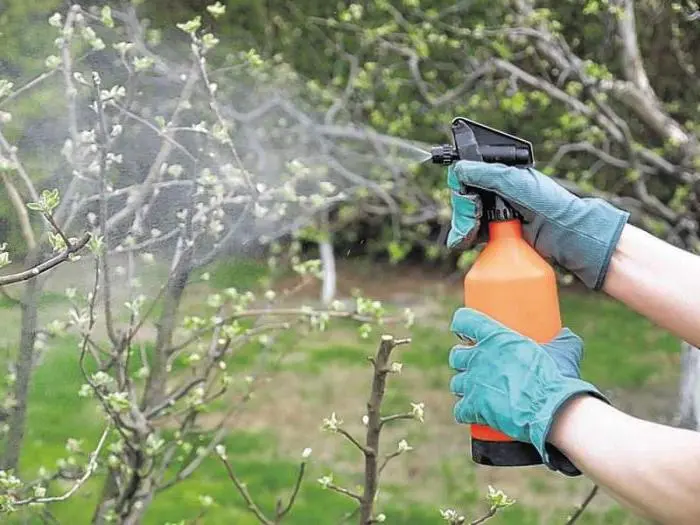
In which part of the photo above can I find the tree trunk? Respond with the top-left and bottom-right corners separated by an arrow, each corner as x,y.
2,251 -> 43,471
319,238 -> 336,306
118,479 -> 155,525
96,245 -> 192,522
141,255 -> 191,409
676,342 -> 700,430
91,459 -> 156,524
92,467 -> 120,524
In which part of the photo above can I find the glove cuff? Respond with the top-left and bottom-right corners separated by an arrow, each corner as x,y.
569,198 -> 630,290
591,199 -> 629,290
529,379 -> 609,473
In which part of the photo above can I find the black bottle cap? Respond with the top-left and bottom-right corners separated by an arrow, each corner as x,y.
484,195 -> 521,222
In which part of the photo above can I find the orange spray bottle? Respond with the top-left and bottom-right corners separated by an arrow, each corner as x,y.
432,117 -> 562,467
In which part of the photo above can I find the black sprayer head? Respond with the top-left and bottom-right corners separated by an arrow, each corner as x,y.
432,117 -> 535,222
431,117 -> 535,167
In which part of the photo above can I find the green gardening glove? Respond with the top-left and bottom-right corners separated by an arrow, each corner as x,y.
447,160 -> 630,290
449,307 -> 609,475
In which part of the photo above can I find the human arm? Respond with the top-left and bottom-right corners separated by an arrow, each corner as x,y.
603,223 -> 700,348
448,307 -> 700,524
550,394 -> 700,525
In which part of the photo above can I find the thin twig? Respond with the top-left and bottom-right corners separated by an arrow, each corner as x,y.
336,428 -> 370,454
13,424 -> 111,505
1,171 -> 36,251
109,100 -> 198,162
41,211 -> 72,254
167,308 -> 396,355
92,72 -> 119,347
377,451 -> 401,476
0,286 -> 19,305
327,483 -> 362,503
219,456 -> 273,525
0,233 -> 90,286
379,412 -> 414,428
144,378 -> 205,419
470,507 -> 497,525
565,485 -> 599,525
275,461 -> 307,521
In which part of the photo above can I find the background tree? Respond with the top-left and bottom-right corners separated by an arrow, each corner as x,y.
0,0 -> 697,523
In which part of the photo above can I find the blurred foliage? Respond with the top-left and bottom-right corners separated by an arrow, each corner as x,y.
1,0 -> 699,263
137,0 -> 699,263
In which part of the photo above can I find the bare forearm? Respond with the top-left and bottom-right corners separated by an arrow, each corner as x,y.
603,224 -> 700,347
550,395 -> 700,524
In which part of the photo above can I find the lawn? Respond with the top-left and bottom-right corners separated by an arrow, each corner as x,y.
0,255 -> 682,524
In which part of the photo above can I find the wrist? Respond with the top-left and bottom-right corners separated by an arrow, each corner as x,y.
531,379 -> 606,459
548,393 -> 607,450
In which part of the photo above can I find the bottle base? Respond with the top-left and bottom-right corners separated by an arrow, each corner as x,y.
471,438 -> 543,467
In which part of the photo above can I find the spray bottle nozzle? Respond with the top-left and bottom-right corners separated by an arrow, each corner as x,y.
431,117 -> 535,167
430,145 -> 459,165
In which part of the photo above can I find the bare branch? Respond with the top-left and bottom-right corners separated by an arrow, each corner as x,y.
360,334 -> 411,524
0,233 -> 90,286
470,508 -> 497,525
0,171 -> 36,250
336,428 -> 370,455
379,412 -> 414,428
92,72 -> 119,346
144,378 -> 205,419
612,0 -> 655,97
13,424 -> 111,506
565,485 -> 599,525
377,450 -> 402,476
105,61 -> 200,232
275,461 -> 307,521
218,456 -> 273,525
109,100 -> 198,162
0,130 -> 40,204
326,483 -> 362,503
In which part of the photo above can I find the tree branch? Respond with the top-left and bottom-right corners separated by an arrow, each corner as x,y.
0,232 -> 90,286
360,334 -> 411,524
612,0 -> 655,97
275,460 -> 306,521
13,424 -> 111,506
0,172 -> 36,251
565,485 -> 599,525
219,455 -> 273,525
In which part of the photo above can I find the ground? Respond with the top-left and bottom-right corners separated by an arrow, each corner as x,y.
0,253 -> 684,524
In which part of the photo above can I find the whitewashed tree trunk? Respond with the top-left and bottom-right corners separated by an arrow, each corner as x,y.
320,238 -> 336,306
675,342 -> 700,430
318,211 -> 336,306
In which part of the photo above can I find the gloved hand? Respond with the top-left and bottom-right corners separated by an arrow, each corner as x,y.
449,307 -> 608,475
447,160 -> 630,290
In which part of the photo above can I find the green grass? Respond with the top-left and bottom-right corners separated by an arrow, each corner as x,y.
559,292 -> 680,388
204,256 -> 274,292
0,290 -> 65,309
0,259 -> 673,524
399,288 -> 680,390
